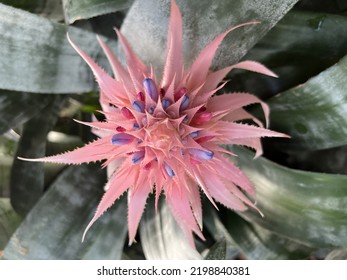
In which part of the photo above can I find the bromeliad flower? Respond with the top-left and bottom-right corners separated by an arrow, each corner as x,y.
21,0 -> 288,246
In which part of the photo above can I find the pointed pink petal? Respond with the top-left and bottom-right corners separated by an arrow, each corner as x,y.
74,119 -> 119,132
199,66 -> 232,94
187,180 -> 203,229
199,61 -> 277,94
161,0 -> 183,89
198,165 -> 247,211
114,28 -> 148,91
19,136 -> 114,165
82,163 -> 135,241
224,181 -> 262,215
212,154 -> 255,196
96,36 -> 132,85
100,141 -> 140,168
162,74 -> 176,102
222,108 -> 264,127
166,182 -> 204,247
213,121 -> 289,140
75,117 -> 135,132
192,81 -> 228,107
91,127 -> 111,138
128,176 -> 152,244
67,34 -> 129,107
185,22 -> 259,90
207,93 -> 270,127
99,90 -> 114,112
232,60 -> 278,77
189,164 -> 219,210
154,164 -> 165,213
228,137 -> 263,158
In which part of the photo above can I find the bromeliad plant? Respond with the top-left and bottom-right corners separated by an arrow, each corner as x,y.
21,0 -> 287,246
1,0 -> 347,260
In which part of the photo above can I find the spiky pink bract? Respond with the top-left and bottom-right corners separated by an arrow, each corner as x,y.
21,0 -> 288,246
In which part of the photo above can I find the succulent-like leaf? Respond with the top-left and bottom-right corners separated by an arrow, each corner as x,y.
140,197 -> 202,260
223,212 -> 313,259
0,199 -> 22,250
4,164 -> 127,260
0,3 -> 117,93
0,91 -> 52,135
121,0 -> 299,72
10,96 -> 66,216
62,0 -> 133,24
204,202 -> 312,259
230,146 -> 347,248
325,249 -> 347,260
0,0 -> 63,21
226,11 -> 347,99
204,239 -> 227,260
267,54 -> 347,150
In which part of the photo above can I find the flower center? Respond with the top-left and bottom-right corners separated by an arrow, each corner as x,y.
144,119 -> 179,153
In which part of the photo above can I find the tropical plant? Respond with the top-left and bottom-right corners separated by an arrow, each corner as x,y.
1,0 -> 347,260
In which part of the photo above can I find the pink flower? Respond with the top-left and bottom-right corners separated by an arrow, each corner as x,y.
21,0 -> 288,246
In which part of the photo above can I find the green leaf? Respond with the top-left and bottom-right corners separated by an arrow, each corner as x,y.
62,0 -> 133,24
4,164 -> 127,259
226,11 -> 347,99
230,146 -> 347,248
0,91 -> 52,135
223,212 -> 312,260
121,0 -> 299,71
203,202 -> 311,259
204,239 -> 227,260
0,0 -> 64,21
267,54 -> 347,150
80,195 -> 128,260
203,203 -> 236,246
140,197 -> 202,260
325,249 -> 347,260
10,96 -> 66,216
0,199 -> 22,250
0,3 -> 117,93
202,203 -> 240,259
286,145 -> 347,175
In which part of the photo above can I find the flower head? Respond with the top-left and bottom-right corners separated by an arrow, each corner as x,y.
21,0 -> 287,246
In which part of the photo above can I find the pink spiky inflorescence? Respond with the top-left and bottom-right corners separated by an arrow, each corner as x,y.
20,0 -> 288,246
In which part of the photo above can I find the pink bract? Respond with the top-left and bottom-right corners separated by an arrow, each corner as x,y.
21,0 -> 288,246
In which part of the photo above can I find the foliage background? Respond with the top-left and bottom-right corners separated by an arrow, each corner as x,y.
1,0 -> 347,259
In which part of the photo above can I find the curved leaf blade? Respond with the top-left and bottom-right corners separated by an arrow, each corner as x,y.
204,203 -> 312,260
4,165 -> 127,259
0,0 -> 63,21
230,146 -> 347,248
226,11 -> 347,100
140,197 -> 202,260
204,239 -> 226,260
10,96 -> 66,216
0,91 -> 52,135
0,199 -> 22,250
267,54 -> 347,150
325,249 -> 347,260
0,3 -> 117,94
223,211 -> 313,259
121,0 -> 299,71
63,0 -> 133,24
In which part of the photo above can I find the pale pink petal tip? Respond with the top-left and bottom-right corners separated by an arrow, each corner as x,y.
233,60 -> 279,78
